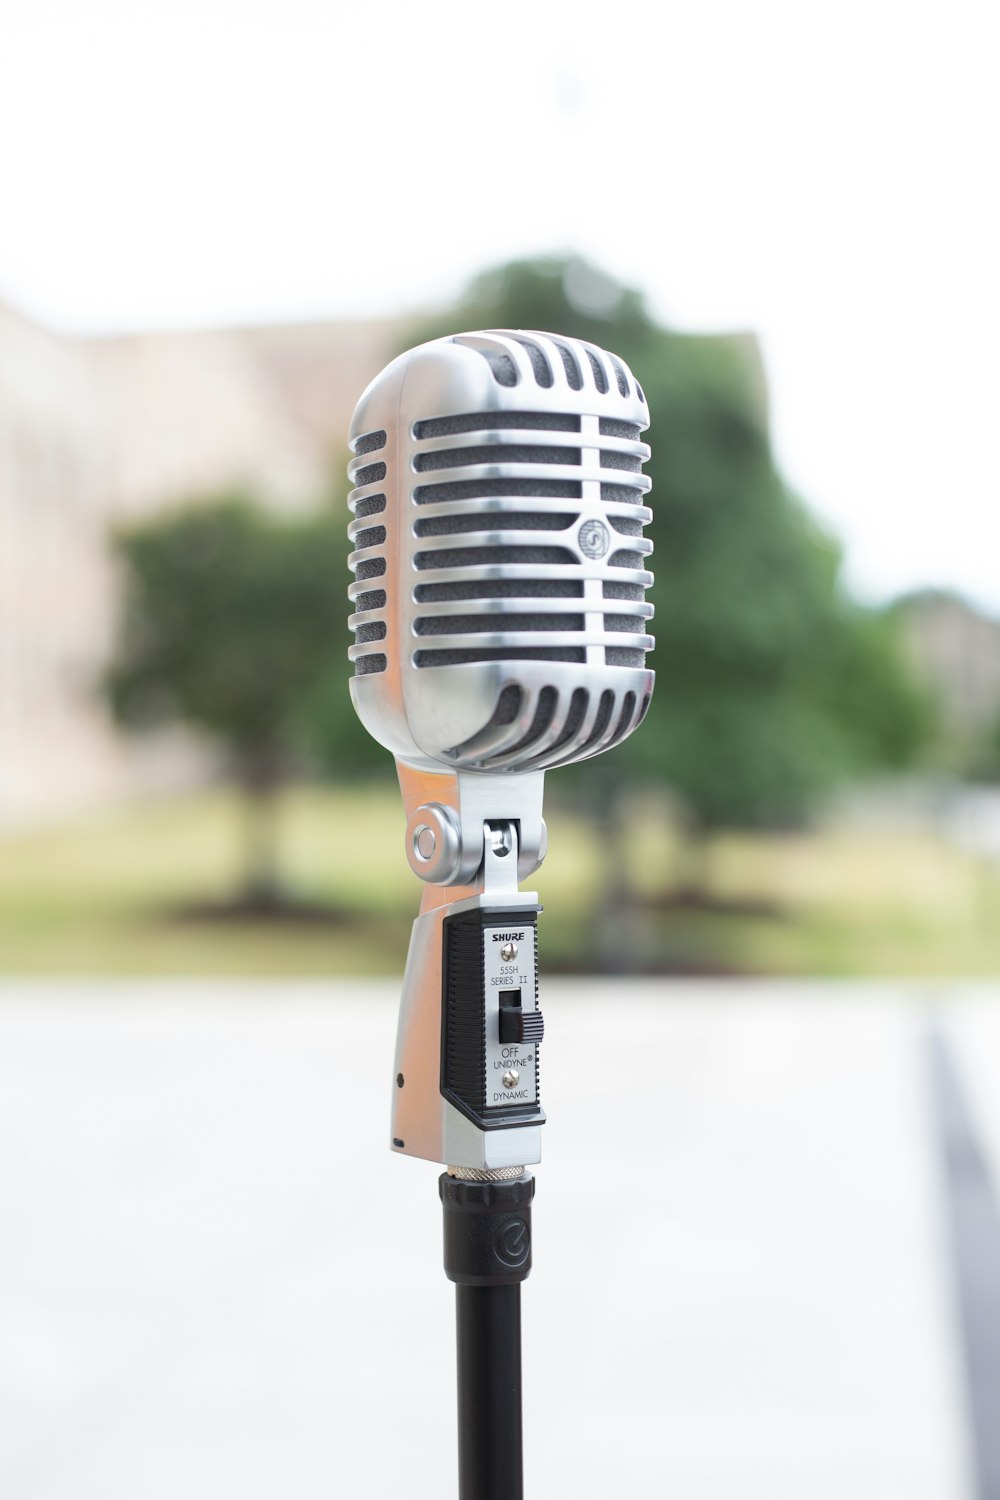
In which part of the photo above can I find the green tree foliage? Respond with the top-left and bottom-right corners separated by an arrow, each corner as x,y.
405,255 -> 928,831
107,494 -> 356,903
966,701 -> 1000,783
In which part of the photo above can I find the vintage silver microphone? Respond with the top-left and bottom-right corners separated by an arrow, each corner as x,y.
346,329 -> 653,1500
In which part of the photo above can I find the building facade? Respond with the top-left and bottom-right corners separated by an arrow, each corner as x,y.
0,301 -> 395,822
898,589 -> 1000,750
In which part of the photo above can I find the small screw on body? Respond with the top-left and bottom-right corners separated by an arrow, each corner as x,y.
502,1069 -> 520,1089
501,941 -> 518,962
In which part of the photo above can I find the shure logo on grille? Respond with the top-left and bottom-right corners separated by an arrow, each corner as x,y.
578,518 -> 611,559
493,931 -> 526,942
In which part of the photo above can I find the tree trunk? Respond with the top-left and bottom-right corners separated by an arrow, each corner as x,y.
673,814 -> 711,904
237,747 -> 284,908
584,761 -> 645,974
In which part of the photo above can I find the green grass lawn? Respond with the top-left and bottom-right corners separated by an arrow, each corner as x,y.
0,785 -> 997,976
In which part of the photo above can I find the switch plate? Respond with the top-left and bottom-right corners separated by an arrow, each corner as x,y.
483,922 -> 539,1110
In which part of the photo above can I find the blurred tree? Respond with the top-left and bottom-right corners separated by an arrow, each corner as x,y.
107,494 -> 358,907
967,701 -> 1000,783
400,255 -> 929,904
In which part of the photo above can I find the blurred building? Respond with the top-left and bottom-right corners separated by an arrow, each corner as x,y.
0,299 -> 396,822
898,589 -> 1000,743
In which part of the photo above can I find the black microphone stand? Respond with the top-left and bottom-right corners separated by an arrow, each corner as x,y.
440,1170 -> 535,1500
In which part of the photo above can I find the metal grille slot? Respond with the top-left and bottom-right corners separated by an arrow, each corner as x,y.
599,418 -> 641,439
414,513 -> 573,538
356,589 -> 386,611
354,461 -> 386,487
354,494 -> 386,520
415,613 -> 585,637
609,691 -> 637,746
602,483 -> 644,505
414,544 -> 578,570
552,341 -> 583,389
489,685 -> 523,726
501,686 -> 556,752
453,335 -> 518,386
415,578 -> 584,603
582,690 -> 615,749
584,349 -> 609,393
605,614 -> 647,632
414,443 -> 579,472
609,357 -> 631,398
414,411 -> 580,438
353,525 -> 386,551
603,580 -> 645,600
414,478 -> 582,506
510,336 -> 554,387
356,621 -> 387,643
355,653 -> 388,675
608,548 -> 644,570
354,430 -> 387,455
415,646 -> 587,667
546,688 -> 588,753
599,449 -> 643,473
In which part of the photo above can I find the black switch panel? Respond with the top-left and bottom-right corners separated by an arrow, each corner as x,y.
440,903 -> 545,1131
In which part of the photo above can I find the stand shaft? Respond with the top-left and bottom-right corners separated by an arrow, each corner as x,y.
456,1284 -> 523,1500
440,1171 -> 535,1500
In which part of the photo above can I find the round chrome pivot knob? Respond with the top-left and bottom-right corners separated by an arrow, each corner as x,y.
405,803 -> 463,884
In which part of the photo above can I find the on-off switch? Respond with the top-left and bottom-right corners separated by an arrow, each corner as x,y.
498,989 -> 545,1046
519,1010 -> 544,1045
498,989 -> 522,1044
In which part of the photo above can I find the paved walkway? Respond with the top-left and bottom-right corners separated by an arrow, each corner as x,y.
0,980 -> 993,1499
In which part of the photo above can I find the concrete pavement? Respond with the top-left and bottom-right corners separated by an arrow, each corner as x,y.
0,980 -> 992,1499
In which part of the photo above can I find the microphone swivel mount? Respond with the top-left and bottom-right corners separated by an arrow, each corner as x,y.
390,760 -> 547,1172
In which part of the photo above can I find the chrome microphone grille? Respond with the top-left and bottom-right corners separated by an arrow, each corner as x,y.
347,330 -> 654,774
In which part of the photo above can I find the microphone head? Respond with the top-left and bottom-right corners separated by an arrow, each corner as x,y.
347,330 -> 654,774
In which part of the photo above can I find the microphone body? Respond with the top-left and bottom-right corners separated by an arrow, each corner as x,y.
347,330 -> 654,1169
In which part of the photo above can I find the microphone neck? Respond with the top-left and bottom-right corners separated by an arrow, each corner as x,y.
396,761 -> 547,911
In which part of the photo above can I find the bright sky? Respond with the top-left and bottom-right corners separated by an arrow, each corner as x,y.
1,0 -> 996,610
